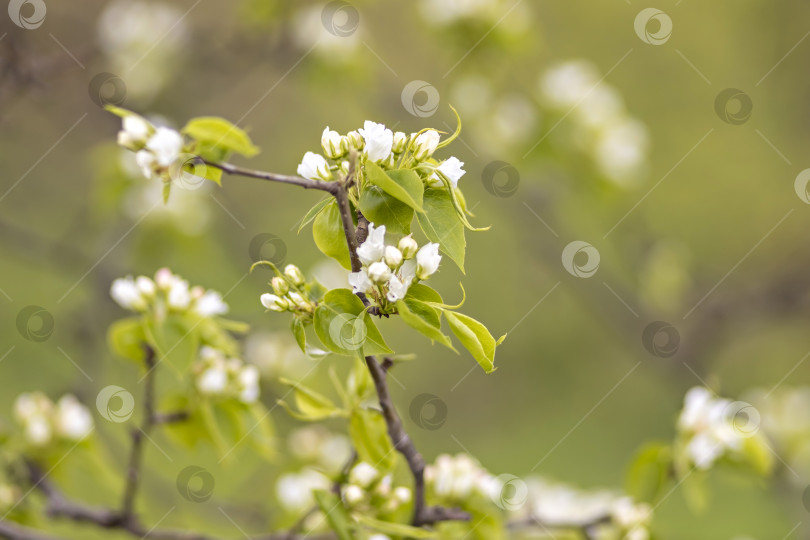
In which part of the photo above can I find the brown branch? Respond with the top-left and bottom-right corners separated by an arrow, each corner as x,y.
204,161 -> 338,193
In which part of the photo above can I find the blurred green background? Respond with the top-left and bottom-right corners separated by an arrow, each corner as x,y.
1,0 -> 810,538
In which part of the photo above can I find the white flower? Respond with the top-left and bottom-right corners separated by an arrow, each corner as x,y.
429,156 -> 466,188
54,395 -> 93,440
393,486 -> 412,503
367,261 -> 392,284
400,259 -> 417,281
117,115 -> 151,148
238,365 -> 260,403
195,290 -> 228,317
135,149 -> 157,179
412,129 -> 440,161
167,278 -> 191,309
343,484 -> 365,504
678,387 -> 713,432
348,268 -> 373,294
284,264 -> 306,286
687,432 -> 723,469
350,462 -> 378,487
297,151 -> 332,181
386,274 -> 411,302
415,243 -> 442,279
154,267 -> 173,289
25,415 -> 52,446
321,126 -> 346,159
392,131 -> 408,153
135,276 -> 156,297
384,246 -> 403,268
145,127 -> 183,168
261,293 -> 288,312
398,234 -> 419,259
111,277 -> 147,311
197,366 -> 228,395
358,120 -> 393,163
356,223 -> 386,265
13,394 -> 40,423
276,469 -> 330,512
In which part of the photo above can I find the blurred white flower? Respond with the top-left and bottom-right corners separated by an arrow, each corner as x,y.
276,469 -> 330,512
54,395 -> 93,440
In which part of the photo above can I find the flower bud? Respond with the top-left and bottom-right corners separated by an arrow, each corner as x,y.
321,127 -> 346,159
297,152 -> 332,181
343,485 -> 365,505
398,235 -> 418,259
261,293 -> 288,312
392,131 -> 408,153
346,130 -> 364,151
339,160 -> 351,175
393,486 -> 412,503
271,276 -> 289,296
367,261 -> 392,284
350,462 -> 378,488
416,243 -> 442,280
288,292 -> 310,310
117,115 -> 151,149
284,264 -> 306,286
412,129 -> 440,161
383,246 -> 403,268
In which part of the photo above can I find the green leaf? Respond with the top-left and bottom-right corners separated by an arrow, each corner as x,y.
625,443 -> 673,503
680,470 -> 709,513
313,490 -> 353,540
355,515 -> 437,538
358,185 -> 414,235
182,116 -> 259,157
349,408 -> 395,470
313,200 -> 352,270
278,378 -> 346,421
292,317 -> 307,353
405,283 -> 443,304
444,311 -> 502,374
104,104 -> 140,120
298,197 -> 333,233
143,315 -> 200,379
107,317 -> 147,362
396,299 -> 455,351
416,188 -> 466,272
313,289 -> 392,357
365,161 -> 424,212
739,435 -> 774,476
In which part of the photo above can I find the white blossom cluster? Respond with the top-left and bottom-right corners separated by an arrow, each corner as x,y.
539,60 -> 649,186
349,224 -> 441,306
192,346 -> 260,404
424,453 -> 500,502
341,462 -> 413,514
260,264 -> 317,315
111,267 -> 228,318
677,386 -> 747,470
525,478 -> 652,540
287,425 -> 352,473
297,121 -> 466,189
13,393 -> 93,447
116,115 -> 184,182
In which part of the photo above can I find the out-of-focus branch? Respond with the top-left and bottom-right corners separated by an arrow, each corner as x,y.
205,161 -> 337,193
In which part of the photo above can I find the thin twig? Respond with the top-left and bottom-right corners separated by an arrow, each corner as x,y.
205,161 -> 336,193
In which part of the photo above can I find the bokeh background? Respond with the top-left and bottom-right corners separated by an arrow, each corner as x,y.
2,0 -> 810,538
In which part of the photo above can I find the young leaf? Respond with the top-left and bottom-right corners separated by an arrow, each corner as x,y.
444,311 -> 502,373
354,515 -> 437,538
396,299 -> 455,351
278,377 -> 346,421
358,185 -> 414,235
416,188 -> 466,272
364,161 -> 424,213
625,443 -> 673,503
313,289 -> 392,357
107,317 -> 147,362
182,116 -> 259,157
349,408 -> 395,470
313,200 -> 352,269
405,283 -> 443,304
143,315 -> 200,379
298,196 -> 333,233
312,490 -> 354,540
291,317 -> 307,353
